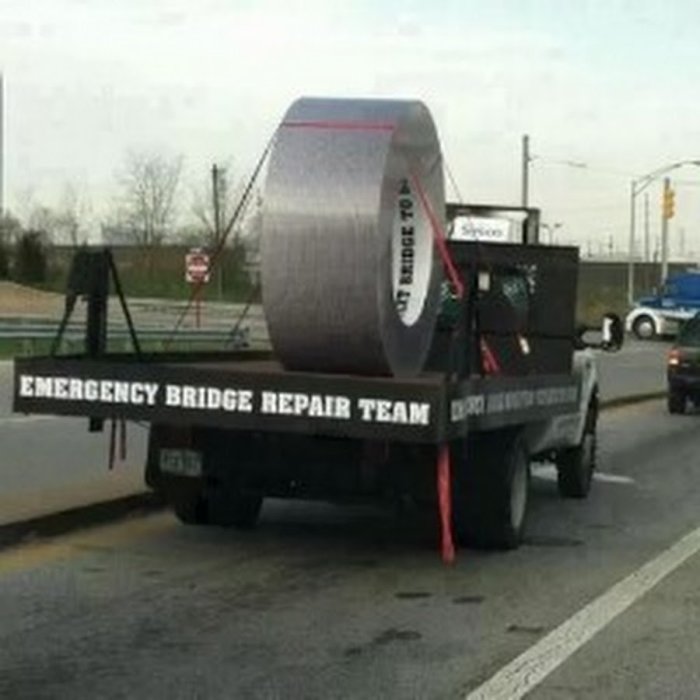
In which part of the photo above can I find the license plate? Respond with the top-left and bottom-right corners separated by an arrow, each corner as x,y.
159,449 -> 203,478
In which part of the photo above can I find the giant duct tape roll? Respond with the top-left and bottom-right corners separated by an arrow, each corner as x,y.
261,97 -> 445,377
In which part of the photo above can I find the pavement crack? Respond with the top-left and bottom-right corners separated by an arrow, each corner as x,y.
344,627 -> 422,657
395,591 -> 431,600
453,595 -> 485,605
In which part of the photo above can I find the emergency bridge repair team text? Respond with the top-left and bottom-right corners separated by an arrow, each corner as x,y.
17,375 -> 433,426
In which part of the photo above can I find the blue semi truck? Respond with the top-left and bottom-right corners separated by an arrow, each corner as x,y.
626,271 -> 700,339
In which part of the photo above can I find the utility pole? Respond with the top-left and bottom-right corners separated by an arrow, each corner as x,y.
643,193 -> 650,263
521,134 -> 530,208
212,164 -> 224,300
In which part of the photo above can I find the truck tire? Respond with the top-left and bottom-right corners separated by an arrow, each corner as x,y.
453,430 -> 530,550
173,492 -> 209,525
167,479 -> 210,525
556,398 -> 597,498
668,389 -> 686,415
632,314 -> 657,340
168,478 -> 263,529
206,483 -> 263,530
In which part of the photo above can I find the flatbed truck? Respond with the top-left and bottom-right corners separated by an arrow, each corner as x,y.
11,205 -> 621,559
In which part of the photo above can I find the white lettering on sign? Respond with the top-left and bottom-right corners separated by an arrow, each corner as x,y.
165,384 -> 254,413
450,385 -> 577,422
451,394 -> 486,421
357,398 -> 430,426
17,375 -> 433,427
260,391 -> 351,420
535,386 -> 579,406
185,248 -> 211,284
19,375 -> 160,406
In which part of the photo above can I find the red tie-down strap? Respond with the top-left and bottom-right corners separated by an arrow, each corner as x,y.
410,171 -> 465,299
409,173 -> 459,563
480,338 -> 502,375
437,444 -> 456,564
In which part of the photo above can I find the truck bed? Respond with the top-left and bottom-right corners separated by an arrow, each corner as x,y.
13,351 -> 580,444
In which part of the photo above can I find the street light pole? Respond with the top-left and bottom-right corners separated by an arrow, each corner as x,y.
644,193 -> 650,263
627,180 -> 636,304
521,134 -> 530,207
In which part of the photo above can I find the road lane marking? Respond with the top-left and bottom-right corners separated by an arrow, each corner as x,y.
593,472 -> 635,485
465,522 -> 700,699
531,464 -> 634,485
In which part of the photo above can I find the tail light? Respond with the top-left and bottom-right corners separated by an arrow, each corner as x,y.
668,349 -> 681,367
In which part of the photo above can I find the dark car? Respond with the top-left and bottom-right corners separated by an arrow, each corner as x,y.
667,312 -> 700,413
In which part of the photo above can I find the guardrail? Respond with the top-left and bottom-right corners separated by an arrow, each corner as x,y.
0,319 -> 250,348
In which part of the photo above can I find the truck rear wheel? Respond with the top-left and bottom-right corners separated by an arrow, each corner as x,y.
206,482 -> 263,529
173,491 -> 209,525
556,398 -> 597,498
166,478 -> 210,525
453,430 -> 530,550
167,478 -> 263,529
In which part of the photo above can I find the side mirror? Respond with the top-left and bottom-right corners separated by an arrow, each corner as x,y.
575,313 -> 624,352
601,313 -> 624,352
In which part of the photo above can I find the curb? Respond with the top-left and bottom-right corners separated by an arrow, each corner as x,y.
0,391 -> 667,552
600,391 -> 666,410
0,491 -> 165,551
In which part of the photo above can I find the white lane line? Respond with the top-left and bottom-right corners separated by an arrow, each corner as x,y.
594,472 -> 635,485
465,522 -> 700,700
531,464 -> 634,485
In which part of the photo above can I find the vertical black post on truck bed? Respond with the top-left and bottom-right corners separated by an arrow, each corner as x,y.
444,260 -> 479,381
83,251 -> 109,432
107,252 -> 142,357
50,248 -> 142,432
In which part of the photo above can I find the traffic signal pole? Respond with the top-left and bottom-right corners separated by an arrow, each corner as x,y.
627,160 -> 697,305
660,177 -> 674,284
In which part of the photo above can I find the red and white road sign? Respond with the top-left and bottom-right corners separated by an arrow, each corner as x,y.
185,249 -> 211,284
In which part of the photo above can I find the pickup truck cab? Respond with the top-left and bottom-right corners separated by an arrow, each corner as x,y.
626,272 -> 700,340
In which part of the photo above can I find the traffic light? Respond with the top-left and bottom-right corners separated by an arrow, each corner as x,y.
663,183 -> 675,220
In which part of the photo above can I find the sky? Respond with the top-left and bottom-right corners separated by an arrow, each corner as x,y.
1,0 -> 700,257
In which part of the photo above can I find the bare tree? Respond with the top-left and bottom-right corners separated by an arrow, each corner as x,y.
54,182 -> 91,246
0,211 -> 21,279
19,182 -> 91,246
116,150 -> 183,248
27,205 -> 59,241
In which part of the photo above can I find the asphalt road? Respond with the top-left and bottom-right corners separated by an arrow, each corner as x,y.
0,339 -> 669,524
596,339 -> 669,402
0,400 -> 699,698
